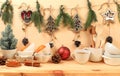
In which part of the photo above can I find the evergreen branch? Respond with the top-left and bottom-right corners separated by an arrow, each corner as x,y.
84,0 -> 97,30
87,0 -> 92,10
1,0 -> 13,25
55,14 -> 62,26
31,1 -> 43,32
1,0 -> 8,10
114,0 -> 120,22
55,5 -> 73,27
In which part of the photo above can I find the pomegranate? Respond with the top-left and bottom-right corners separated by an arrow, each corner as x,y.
57,46 -> 70,60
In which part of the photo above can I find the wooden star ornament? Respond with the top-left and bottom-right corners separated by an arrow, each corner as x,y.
101,8 -> 115,25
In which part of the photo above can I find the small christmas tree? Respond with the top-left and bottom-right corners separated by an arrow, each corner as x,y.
0,25 -> 18,50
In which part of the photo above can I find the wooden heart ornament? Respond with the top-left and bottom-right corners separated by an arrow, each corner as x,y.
21,10 -> 32,25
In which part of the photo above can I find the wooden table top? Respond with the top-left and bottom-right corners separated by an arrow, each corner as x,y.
0,60 -> 120,76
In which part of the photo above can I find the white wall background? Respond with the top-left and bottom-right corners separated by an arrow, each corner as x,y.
0,0 -> 120,52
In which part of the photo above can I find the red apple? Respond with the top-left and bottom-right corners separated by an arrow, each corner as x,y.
57,46 -> 70,60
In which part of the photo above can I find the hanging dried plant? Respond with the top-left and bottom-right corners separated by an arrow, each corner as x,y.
1,0 -> 13,24
31,0 -> 43,32
84,0 -> 97,30
114,0 -> 120,22
55,5 -> 74,27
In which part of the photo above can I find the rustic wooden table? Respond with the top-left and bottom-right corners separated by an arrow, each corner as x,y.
0,60 -> 120,76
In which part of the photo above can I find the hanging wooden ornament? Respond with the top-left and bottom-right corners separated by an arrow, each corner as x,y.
45,15 -> 57,35
101,8 -> 115,25
44,6 -> 58,50
72,14 -> 83,33
21,8 -> 32,25
46,15 -> 57,49
19,3 -> 32,46
99,0 -> 114,45
72,14 -> 82,47
114,0 -> 120,22
72,14 -> 82,46
84,0 -> 97,30
99,0 -> 115,26
19,3 -> 33,30
55,5 -> 74,27
71,7 -> 82,47
31,0 -> 43,32
1,0 -> 13,24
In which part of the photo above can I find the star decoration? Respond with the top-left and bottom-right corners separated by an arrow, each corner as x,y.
101,8 -> 115,25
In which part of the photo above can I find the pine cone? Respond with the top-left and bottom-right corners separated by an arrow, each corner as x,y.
0,57 -> 7,65
52,53 -> 61,64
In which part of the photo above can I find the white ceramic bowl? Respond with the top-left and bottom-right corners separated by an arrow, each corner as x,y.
105,42 -> 120,55
35,53 -> 51,63
88,48 -> 103,62
72,49 -> 91,64
16,51 -> 34,62
15,55 -> 33,62
102,55 -> 120,66
17,51 -> 34,57
2,49 -> 16,59
104,52 -> 120,58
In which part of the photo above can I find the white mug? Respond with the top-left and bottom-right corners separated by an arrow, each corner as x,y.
72,49 -> 90,64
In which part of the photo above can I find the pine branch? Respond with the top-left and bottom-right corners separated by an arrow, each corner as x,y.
1,0 -> 13,25
114,0 -> 120,22
32,1 -> 43,32
84,0 -> 97,30
55,5 -> 74,27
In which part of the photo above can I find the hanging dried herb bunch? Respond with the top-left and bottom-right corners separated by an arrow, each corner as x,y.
72,14 -> 82,33
31,0 -> 43,32
84,0 -> 97,30
114,0 -> 120,22
45,15 -> 57,35
1,0 -> 13,24
55,5 -> 74,27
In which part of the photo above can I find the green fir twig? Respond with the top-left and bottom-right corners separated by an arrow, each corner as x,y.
1,0 -> 13,25
31,0 -> 43,32
55,5 -> 74,27
114,0 -> 120,22
84,0 -> 97,30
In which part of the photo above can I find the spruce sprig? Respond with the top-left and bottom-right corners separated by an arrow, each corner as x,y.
55,5 -> 74,27
84,0 -> 97,30
31,0 -> 43,32
114,0 -> 120,22
1,0 -> 13,25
